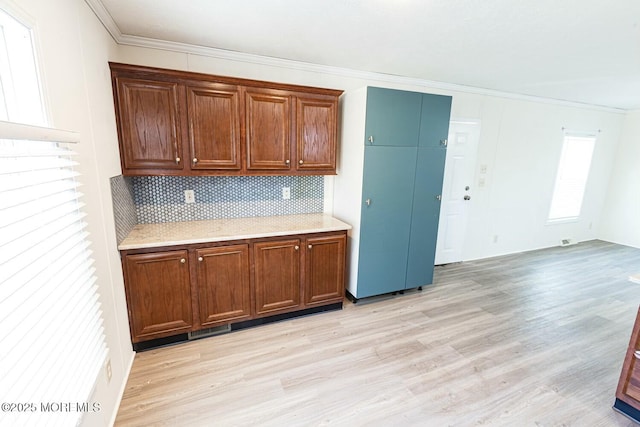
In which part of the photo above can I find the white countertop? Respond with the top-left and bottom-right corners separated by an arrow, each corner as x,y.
118,213 -> 352,250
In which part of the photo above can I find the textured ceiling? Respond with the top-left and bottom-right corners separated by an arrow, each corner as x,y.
92,0 -> 640,110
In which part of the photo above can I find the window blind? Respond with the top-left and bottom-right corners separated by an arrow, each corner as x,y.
0,121 -> 108,427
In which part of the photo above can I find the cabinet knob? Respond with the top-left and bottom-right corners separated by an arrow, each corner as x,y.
368,136 -> 374,144
294,245 -> 299,250
285,159 -> 290,165
180,258 -> 186,263
193,158 -> 198,163
299,160 -> 304,165
175,157 -> 181,164
308,244 -> 312,249
198,256 -> 203,262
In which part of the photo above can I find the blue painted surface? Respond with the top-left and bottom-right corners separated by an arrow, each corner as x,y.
405,147 -> 447,288
364,87 -> 422,147
357,146 -> 417,298
419,94 -> 453,148
356,87 -> 452,299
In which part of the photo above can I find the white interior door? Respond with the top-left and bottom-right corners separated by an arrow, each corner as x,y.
435,120 -> 480,265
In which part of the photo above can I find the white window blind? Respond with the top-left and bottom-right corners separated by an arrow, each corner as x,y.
548,133 -> 596,221
0,121 -> 108,427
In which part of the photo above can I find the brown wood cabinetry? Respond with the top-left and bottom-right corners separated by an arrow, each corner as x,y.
253,238 -> 301,315
186,83 -> 242,171
615,307 -> 640,420
113,77 -> 184,171
296,94 -> 338,172
245,88 -> 292,171
122,250 -> 192,343
110,63 -> 342,176
304,234 -> 346,306
195,244 -> 251,327
120,230 -> 347,344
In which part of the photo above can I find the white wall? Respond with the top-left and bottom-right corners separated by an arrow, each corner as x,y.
462,96 -> 624,259
600,110 -> 640,248
6,0 -> 134,425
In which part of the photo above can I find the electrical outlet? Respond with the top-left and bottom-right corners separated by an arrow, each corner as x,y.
282,187 -> 291,200
184,190 -> 195,204
105,359 -> 112,383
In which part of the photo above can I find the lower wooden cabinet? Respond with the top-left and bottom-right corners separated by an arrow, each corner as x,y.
254,238 -> 301,315
305,234 -> 346,306
195,244 -> 251,327
615,307 -> 640,420
121,231 -> 347,343
122,250 -> 193,343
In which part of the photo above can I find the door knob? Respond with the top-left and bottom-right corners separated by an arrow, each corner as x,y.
464,195 -> 471,201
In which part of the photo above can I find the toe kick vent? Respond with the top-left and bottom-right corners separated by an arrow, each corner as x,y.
188,325 -> 231,340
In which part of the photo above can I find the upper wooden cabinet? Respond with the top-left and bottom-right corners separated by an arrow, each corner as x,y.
296,94 -> 338,171
186,83 -> 242,171
245,88 -> 292,171
114,77 -> 184,171
110,63 -> 342,176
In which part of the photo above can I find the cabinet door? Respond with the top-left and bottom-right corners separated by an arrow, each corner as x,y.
418,93 -> 452,149
405,147 -> 447,288
304,233 -> 346,306
245,89 -> 292,170
253,239 -> 301,315
364,87 -> 422,147
123,250 -> 192,342
357,146 -> 417,298
195,244 -> 251,327
617,308 -> 640,408
114,78 -> 184,171
186,84 -> 241,170
295,94 -> 337,172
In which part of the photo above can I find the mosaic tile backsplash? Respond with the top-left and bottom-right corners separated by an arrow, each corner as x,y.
110,175 -> 137,244
131,175 -> 324,224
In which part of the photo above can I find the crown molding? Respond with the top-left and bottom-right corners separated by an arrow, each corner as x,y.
84,0 -> 122,41
85,0 -> 626,114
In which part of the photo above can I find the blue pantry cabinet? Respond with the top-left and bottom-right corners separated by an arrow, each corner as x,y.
333,87 -> 451,300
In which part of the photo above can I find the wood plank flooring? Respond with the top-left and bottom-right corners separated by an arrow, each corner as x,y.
115,240 -> 640,426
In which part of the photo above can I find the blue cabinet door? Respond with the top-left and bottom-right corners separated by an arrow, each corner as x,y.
405,147 -> 447,288
364,87 -> 422,147
418,94 -> 452,149
357,146 -> 417,298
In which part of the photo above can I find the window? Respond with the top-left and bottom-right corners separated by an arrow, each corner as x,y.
547,132 -> 596,221
0,8 -> 107,427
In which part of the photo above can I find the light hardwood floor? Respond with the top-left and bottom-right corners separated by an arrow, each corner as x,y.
115,240 -> 640,426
